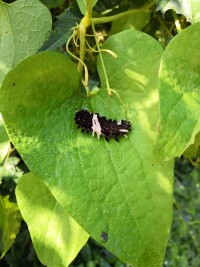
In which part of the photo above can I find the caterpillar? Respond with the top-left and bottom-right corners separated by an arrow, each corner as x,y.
75,109 -> 131,142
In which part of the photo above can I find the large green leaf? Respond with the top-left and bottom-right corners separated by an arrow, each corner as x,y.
154,23 -> 200,162
16,172 -> 89,267
0,196 -> 22,258
0,0 -> 51,84
0,30 -> 174,266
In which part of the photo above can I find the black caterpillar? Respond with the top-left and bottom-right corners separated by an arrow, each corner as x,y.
75,109 -> 131,142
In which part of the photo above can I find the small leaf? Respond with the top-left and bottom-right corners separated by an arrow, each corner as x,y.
156,0 -> 200,23
40,5 -> 82,51
0,196 -> 22,258
16,172 -> 89,267
154,23 -> 200,162
0,31 -> 174,266
0,0 -> 52,84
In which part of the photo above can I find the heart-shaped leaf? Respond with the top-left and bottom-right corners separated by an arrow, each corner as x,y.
16,172 -> 89,267
0,0 -> 51,84
154,23 -> 200,162
0,30 -> 174,266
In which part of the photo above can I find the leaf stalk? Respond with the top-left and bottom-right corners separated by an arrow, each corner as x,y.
77,0 -> 93,91
92,0 -> 156,25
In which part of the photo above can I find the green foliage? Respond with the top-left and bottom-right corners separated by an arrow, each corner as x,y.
110,12 -> 150,34
0,29 -> 174,265
0,196 -> 22,258
40,0 -> 65,9
16,172 -> 89,267
0,115 -> 9,166
183,132 -> 200,159
164,159 -> 200,267
154,23 -> 200,162
40,5 -> 82,51
0,0 -> 200,266
1,160 -> 199,267
0,0 -> 52,84
0,156 -> 23,183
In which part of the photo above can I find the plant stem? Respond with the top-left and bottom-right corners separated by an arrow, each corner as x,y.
91,21 -> 112,96
91,21 -> 127,116
92,0 -> 156,24
156,13 -> 173,37
66,32 -> 89,95
77,0 -> 93,85
172,10 -> 182,32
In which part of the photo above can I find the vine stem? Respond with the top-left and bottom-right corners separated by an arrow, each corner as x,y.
172,10 -> 182,32
91,21 -> 127,116
92,0 -> 156,24
77,0 -> 93,85
156,13 -> 173,37
91,20 -> 112,96
66,31 -> 89,96
76,0 -> 156,96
